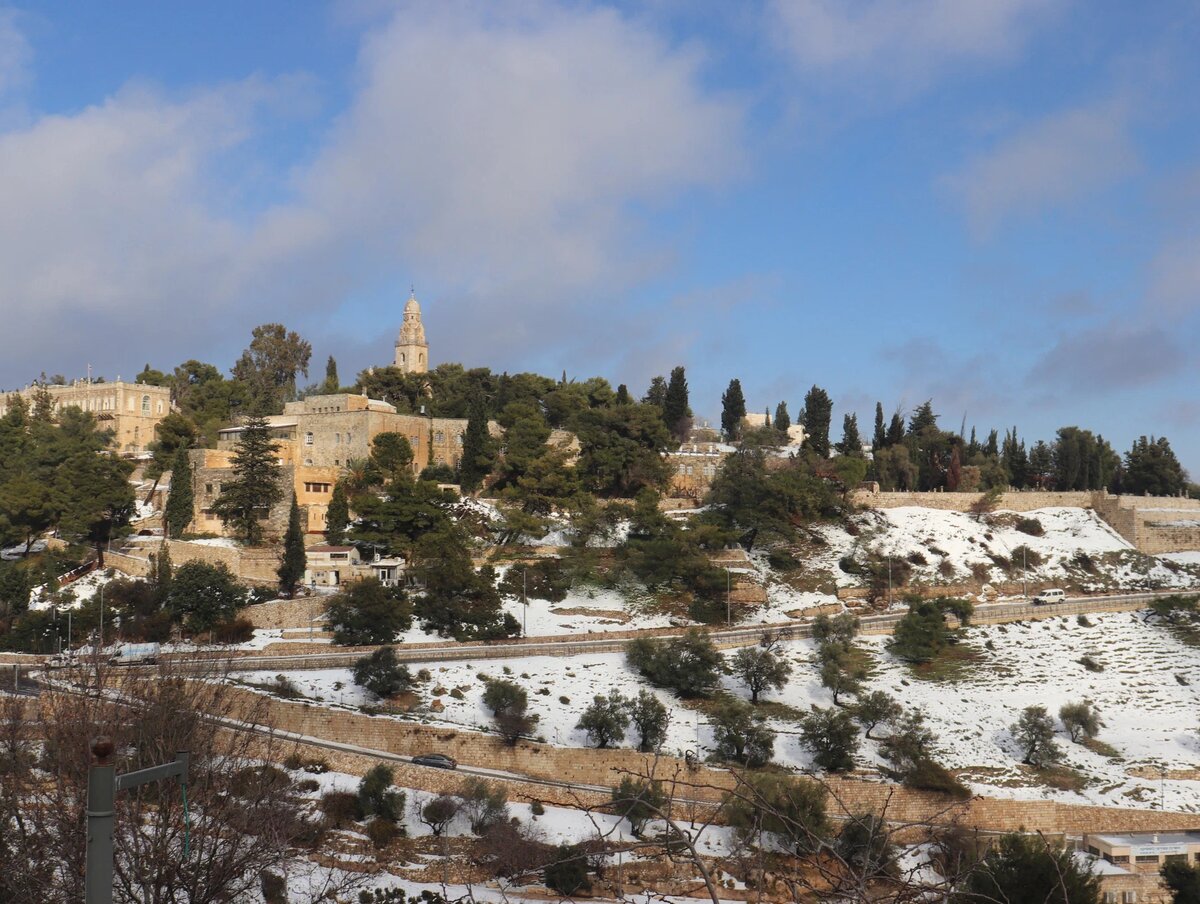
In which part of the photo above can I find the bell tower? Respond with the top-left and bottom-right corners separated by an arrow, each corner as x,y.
394,290 -> 429,374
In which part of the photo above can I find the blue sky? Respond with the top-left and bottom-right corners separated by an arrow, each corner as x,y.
0,1 -> 1198,475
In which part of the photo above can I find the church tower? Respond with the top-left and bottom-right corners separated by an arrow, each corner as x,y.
394,290 -> 429,374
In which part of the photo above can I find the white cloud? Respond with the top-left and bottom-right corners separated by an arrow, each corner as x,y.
1150,234 -> 1200,317
768,0 -> 1063,91
0,3 -> 745,384
942,102 -> 1136,234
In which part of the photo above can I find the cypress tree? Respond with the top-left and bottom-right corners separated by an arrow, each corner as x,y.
836,413 -> 862,457
663,366 -> 690,441
886,411 -> 905,447
720,379 -> 746,441
326,480 -> 349,545
211,415 -> 284,545
152,542 -> 172,606
278,493 -> 307,597
775,401 -> 790,433
802,385 -> 833,458
873,403 -> 886,450
764,407 -> 771,427
459,394 -> 494,491
164,445 -> 194,538
323,355 -> 340,394
615,384 -> 631,405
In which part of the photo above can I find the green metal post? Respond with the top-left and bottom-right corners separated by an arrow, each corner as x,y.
85,738 -> 116,904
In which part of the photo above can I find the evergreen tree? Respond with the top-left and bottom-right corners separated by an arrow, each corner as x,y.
642,375 -> 667,410
662,366 -> 691,441
210,415 -> 284,545
323,355 -> 340,394
959,833 -> 1101,904
967,426 -> 981,458
802,385 -> 833,457
886,410 -> 905,447
908,400 -> 938,434
277,494 -> 307,597
1010,706 -> 1061,766
615,383 -> 631,405
873,402 -> 886,450
720,379 -> 746,441
458,393 -> 494,492
836,413 -> 863,457
1123,435 -> 1188,496
730,645 -> 792,703
325,481 -> 349,545
627,690 -> 670,752
152,542 -> 172,606
775,401 -> 791,433
576,691 -> 630,748
984,428 -> 999,458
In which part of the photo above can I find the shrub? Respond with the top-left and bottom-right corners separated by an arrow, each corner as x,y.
543,844 -> 593,896
353,647 -> 413,698
576,692 -> 630,748
889,601 -> 953,663
627,690 -> 670,753
230,764 -> 291,799
366,818 -> 400,849
165,561 -> 247,633
419,795 -> 461,837
767,548 -> 801,572
1078,655 -> 1104,672
261,871 -> 288,904
326,578 -> 413,646
358,765 -> 405,823
296,779 -> 319,793
530,801 -> 545,816
320,790 -> 363,827
498,559 -> 570,603
903,758 -> 969,798
729,644 -> 793,704
1059,701 -> 1103,742
459,778 -> 509,835
799,707 -> 858,773
1076,614 -> 1092,627
711,699 -> 776,767
212,616 -> 255,645
483,678 -> 537,745
906,551 -> 927,566
610,777 -> 666,837
1010,706 -> 1061,767
1015,517 -> 1044,537
724,773 -> 828,854
625,630 -> 723,698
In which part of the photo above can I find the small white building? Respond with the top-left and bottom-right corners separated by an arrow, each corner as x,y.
305,545 -> 406,588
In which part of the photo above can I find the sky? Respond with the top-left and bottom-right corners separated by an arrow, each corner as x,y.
0,1 -> 1198,475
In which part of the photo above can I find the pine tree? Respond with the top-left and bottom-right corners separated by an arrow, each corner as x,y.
325,481 -> 349,545
836,413 -> 862,457
211,415 -> 284,545
886,411 -> 905,447
615,384 -> 631,405
643,376 -> 667,410
278,494 -> 307,597
323,355 -> 340,394
774,401 -> 790,433
873,402 -> 886,450
720,379 -> 746,441
458,394 -> 494,492
164,446 -> 194,538
663,366 -> 691,441
802,385 -> 833,458
908,401 -> 938,434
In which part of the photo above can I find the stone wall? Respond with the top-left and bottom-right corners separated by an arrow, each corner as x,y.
852,488 -> 1200,553
231,687 -> 1200,836
108,540 -> 282,586
243,596 -> 326,630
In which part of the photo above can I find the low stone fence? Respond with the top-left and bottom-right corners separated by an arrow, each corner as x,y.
108,540 -> 281,586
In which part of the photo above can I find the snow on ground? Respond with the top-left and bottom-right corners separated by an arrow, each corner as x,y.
1162,552 -> 1200,567
240,608 -> 1200,811
28,567 -> 120,611
803,506 -> 1199,592
186,536 -> 241,548
498,582 -> 677,636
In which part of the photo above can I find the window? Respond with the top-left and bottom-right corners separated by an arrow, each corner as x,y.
156,401 -> 164,414
330,552 -> 348,560
1104,894 -> 1117,904
456,434 -> 463,445
335,433 -> 341,444
1123,893 -> 1138,904
205,483 -> 213,494
305,432 -> 314,445
304,458 -> 313,466
303,482 -> 332,494
435,431 -> 444,444
142,395 -> 150,414
1135,855 -> 1159,863
345,432 -> 351,444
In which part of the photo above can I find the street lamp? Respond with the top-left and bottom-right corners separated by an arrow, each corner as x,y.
85,737 -> 190,904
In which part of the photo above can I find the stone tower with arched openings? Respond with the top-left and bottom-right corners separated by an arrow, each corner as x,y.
394,290 -> 429,374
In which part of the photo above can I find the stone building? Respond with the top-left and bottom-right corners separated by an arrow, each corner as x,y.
199,392 -> 497,539
668,441 -> 734,498
394,291 -> 429,373
0,380 -> 174,453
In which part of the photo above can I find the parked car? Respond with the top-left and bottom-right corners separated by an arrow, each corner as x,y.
1033,588 -> 1066,606
411,753 -> 457,770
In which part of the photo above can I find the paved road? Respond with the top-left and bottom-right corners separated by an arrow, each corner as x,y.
160,588 -> 1180,674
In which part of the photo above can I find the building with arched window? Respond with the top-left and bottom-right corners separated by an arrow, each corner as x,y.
393,291 -> 429,374
0,380 -> 174,454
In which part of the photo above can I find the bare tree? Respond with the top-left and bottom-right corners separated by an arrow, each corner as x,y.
1,661 -> 354,904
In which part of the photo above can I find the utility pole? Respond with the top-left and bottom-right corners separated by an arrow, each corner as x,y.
85,737 -> 190,904
523,567 -> 528,638
1022,545 -> 1028,599
887,556 -> 893,607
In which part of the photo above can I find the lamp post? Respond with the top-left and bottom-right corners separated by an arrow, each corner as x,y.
85,737 -> 190,904
522,567 -> 528,638
726,568 -> 732,626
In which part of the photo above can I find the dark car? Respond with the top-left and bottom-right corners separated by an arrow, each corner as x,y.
412,753 -> 457,770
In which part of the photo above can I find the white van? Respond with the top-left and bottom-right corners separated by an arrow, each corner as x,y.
1033,588 -> 1066,606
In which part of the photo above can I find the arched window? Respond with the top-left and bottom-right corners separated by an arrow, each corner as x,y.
419,353 -> 425,365
399,352 -> 406,365
141,395 -> 150,414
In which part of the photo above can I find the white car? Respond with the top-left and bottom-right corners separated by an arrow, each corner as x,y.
1033,588 -> 1066,606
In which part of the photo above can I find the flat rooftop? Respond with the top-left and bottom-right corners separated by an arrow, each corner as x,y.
1092,832 -> 1200,846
